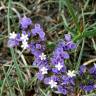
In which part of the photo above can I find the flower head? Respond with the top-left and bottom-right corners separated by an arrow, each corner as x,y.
67,70 -> 76,77
9,32 -> 17,39
49,79 -> 57,88
20,16 -> 32,29
57,86 -> 67,95
32,24 -> 45,40
21,41 -> 28,49
7,39 -> 19,47
36,72 -> 44,81
8,32 -> 20,48
79,65 -> 86,75
40,66 -> 48,75
39,53 -> 46,60
82,85 -> 94,92
89,63 -> 96,75
64,34 -> 71,42
55,62 -> 63,71
20,33 -> 28,42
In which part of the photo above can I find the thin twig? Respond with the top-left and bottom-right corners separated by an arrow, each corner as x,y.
83,58 -> 96,66
12,2 -> 31,14
0,4 -> 21,19
16,50 -> 31,79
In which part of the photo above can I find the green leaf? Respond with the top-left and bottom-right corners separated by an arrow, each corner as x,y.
65,0 -> 80,33
47,41 -> 55,49
0,80 -> 3,87
74,28 -> 96,42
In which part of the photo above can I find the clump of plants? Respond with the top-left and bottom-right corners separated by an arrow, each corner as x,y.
8,16 -> 96,95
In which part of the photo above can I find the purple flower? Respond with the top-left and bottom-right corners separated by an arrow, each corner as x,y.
66,41 -> 76,50
68,77 -> 75,85
36,44 -> 41,49
38,65 -> 49,75
36,72 -> 44,81
79,65 -> 86,75
63,51 -> 70,59
51,45 -> 69,66
52,68 -> 59,74
20,16 -> 32,29
52,62 -> 66,74
16,33 -> 21,41
29,42 -> 45,58
33,57 -> 48,67
44,76 -> 59,85
61,76 -> 75,85
8,32 -> 20,48
64,34 -> 71,42
82,85 -> 94,92
22,30 -> 26,35
57,86 -> 67,95
51,75 -> 59,81
20,31 -> 29,42
44,77 -> 50,84
28,31 -> 31,37
46,76 -> 58,88
61,75 -> 70,85
7,39 -> 19,47
31,24 -> 45,41
89,64 -> 96,75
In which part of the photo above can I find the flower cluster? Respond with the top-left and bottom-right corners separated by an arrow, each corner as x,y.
36,34 -> 77,95
8,16 -> 45,51
78,64 -> 96,93
7,16 -> 96,95
35,34 -> 96,95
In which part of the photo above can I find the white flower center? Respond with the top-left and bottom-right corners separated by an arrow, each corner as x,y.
55,62 -> 63,71
20,34 -> 28,42
40,67 -> 48,75
21,41 -> 28,49
49,79 -> 57,88
9,32 -> 17,39
67,70 -> 76,77
39,53 -> 46,60
94,63 -> 96,68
